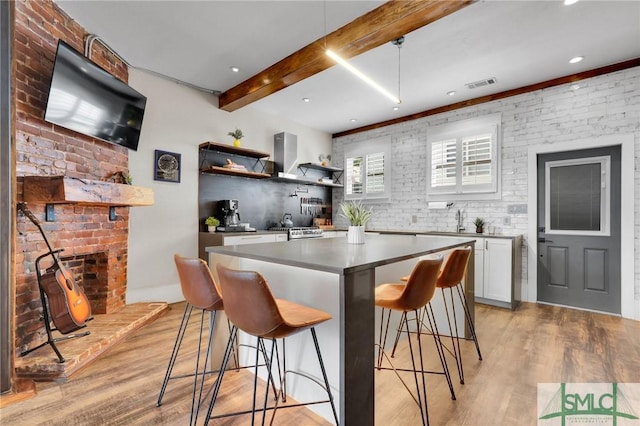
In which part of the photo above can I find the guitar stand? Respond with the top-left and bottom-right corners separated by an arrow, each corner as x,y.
19,250 -> 91,363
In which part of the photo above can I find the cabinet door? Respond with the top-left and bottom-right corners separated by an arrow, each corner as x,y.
223,234 -> 276,246
483,238 -> 512,302
474,238 -> 484,298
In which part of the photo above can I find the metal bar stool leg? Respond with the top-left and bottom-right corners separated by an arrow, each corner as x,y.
205,325 -> 238,422
425,303 -> 456,400
389,312 -> 407,358
407,309 -> 429,426
259,338 -> 280,401
441,287 -> 465,384
192,310 -> 217,425
157,303 -> 194,406
262,338 -> 278,425
377,308 -> 392,369
456,284 -> 482,360
311,327 -> 340,424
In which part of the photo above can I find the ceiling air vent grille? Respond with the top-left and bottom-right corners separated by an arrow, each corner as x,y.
465,77 -> 497,89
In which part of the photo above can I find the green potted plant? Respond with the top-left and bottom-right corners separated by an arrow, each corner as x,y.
340,200 -> 372,244
205,216 -> 220,233
228,128 -> 244,147
473,217 -> 485,234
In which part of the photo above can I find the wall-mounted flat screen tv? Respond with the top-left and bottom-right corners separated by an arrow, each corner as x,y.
44,40 -> 146,151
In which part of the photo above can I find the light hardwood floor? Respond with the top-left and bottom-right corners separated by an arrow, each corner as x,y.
1,301 -> 639,425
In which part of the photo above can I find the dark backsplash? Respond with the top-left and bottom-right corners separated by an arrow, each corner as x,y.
198,173 -> 332,231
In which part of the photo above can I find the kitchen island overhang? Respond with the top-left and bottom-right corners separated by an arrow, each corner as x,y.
206,234 -> 476,425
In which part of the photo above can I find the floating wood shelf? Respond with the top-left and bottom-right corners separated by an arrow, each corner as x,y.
200,166 -> 272,179
198,141 -> 270,159
22,176 -> 154,207
298,162 -> 343,173
271,175 -> 344,188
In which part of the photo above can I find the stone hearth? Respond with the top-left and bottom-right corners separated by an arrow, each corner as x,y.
15,303 -> 169,382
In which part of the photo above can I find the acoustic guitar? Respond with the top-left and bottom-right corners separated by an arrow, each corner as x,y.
18,203 -> 92,334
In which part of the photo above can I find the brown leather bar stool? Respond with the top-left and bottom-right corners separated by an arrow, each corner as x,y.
433,247 -> 482,385
156,254 -> 227,426
375,256 -> 455,426
393,247 -> 482,385
205,264 -> 339,425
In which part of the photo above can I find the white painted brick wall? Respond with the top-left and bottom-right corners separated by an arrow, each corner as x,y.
333,66 -> 640,304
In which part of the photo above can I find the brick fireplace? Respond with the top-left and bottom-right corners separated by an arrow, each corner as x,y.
13,0 -> 134,355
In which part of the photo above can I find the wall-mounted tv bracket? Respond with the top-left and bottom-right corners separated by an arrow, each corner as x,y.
45,204 -> 55,222
44,204 -> 119,221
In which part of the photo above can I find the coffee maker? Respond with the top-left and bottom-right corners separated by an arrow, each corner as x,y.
218,199 -> 244,232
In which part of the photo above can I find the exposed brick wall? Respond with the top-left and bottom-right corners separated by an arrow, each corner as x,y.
332,66 -> 640,302
14,0 -> 132,354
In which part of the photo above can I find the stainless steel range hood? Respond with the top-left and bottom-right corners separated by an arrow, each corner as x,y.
274,132 -> 298,177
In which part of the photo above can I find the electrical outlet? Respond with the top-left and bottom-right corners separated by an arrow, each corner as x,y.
411,215 -> 417,223
503,216 -> 511,225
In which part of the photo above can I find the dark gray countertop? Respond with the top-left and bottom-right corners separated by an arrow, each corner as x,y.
328,228 -> 520,240
199,230 -> 288,236
206,233 -> 476,274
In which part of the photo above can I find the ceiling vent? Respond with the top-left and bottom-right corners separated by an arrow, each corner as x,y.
465,77 -> 497,89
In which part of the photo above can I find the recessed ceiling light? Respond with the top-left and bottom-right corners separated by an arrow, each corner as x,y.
570,83 -> 581,91
230,66 -> 240,73
302,97 -> 310,103
392,106 -> 400,111
569,56 -> 584,64
350,118 -> 357,122
564,0 -> 579,5
447,91 -> 456,96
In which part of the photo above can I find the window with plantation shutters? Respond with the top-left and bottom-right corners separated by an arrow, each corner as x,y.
427,114 -> 502,201
431,139 -> 457,188
344,138 -> 390,200
365,152 -> 385,194
462,134 -> 492,186
345,156 -> 363,196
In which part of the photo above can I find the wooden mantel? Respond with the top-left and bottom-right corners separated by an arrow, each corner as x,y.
22,176 -> 154,207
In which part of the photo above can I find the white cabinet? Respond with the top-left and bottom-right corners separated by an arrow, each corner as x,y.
474,241 -> 484,298
474,236 -> 522,309
199,232 -> 287,259
420,233 -> 521,310
481,238 -> 512,303
222,234 -> 282,246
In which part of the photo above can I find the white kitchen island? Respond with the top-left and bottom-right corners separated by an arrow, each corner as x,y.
206,233 -> 476,425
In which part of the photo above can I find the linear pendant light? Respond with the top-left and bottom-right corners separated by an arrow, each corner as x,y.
326,49 -> 401,104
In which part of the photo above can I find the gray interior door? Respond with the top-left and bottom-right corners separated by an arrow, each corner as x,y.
537,146 -> 621,314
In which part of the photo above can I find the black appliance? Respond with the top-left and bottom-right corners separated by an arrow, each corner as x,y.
44,40 -> 147,151
217,199 -> 249,232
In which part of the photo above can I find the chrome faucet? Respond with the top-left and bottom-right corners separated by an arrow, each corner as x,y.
456,209 -> 465,233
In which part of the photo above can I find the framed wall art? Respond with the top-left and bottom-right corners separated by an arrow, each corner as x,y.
154,150 -> 181,183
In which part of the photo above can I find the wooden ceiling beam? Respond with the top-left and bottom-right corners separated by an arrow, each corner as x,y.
332,57 -> 640,138
218,0 -> 475,112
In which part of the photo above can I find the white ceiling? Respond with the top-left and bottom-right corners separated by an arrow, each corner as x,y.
56,0 -> 640,135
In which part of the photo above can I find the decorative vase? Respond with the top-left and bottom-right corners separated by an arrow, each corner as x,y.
233,139 -> 241,148
347,225 -> 365,244
208,225 -> 216,233
476,226 -> 483,234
